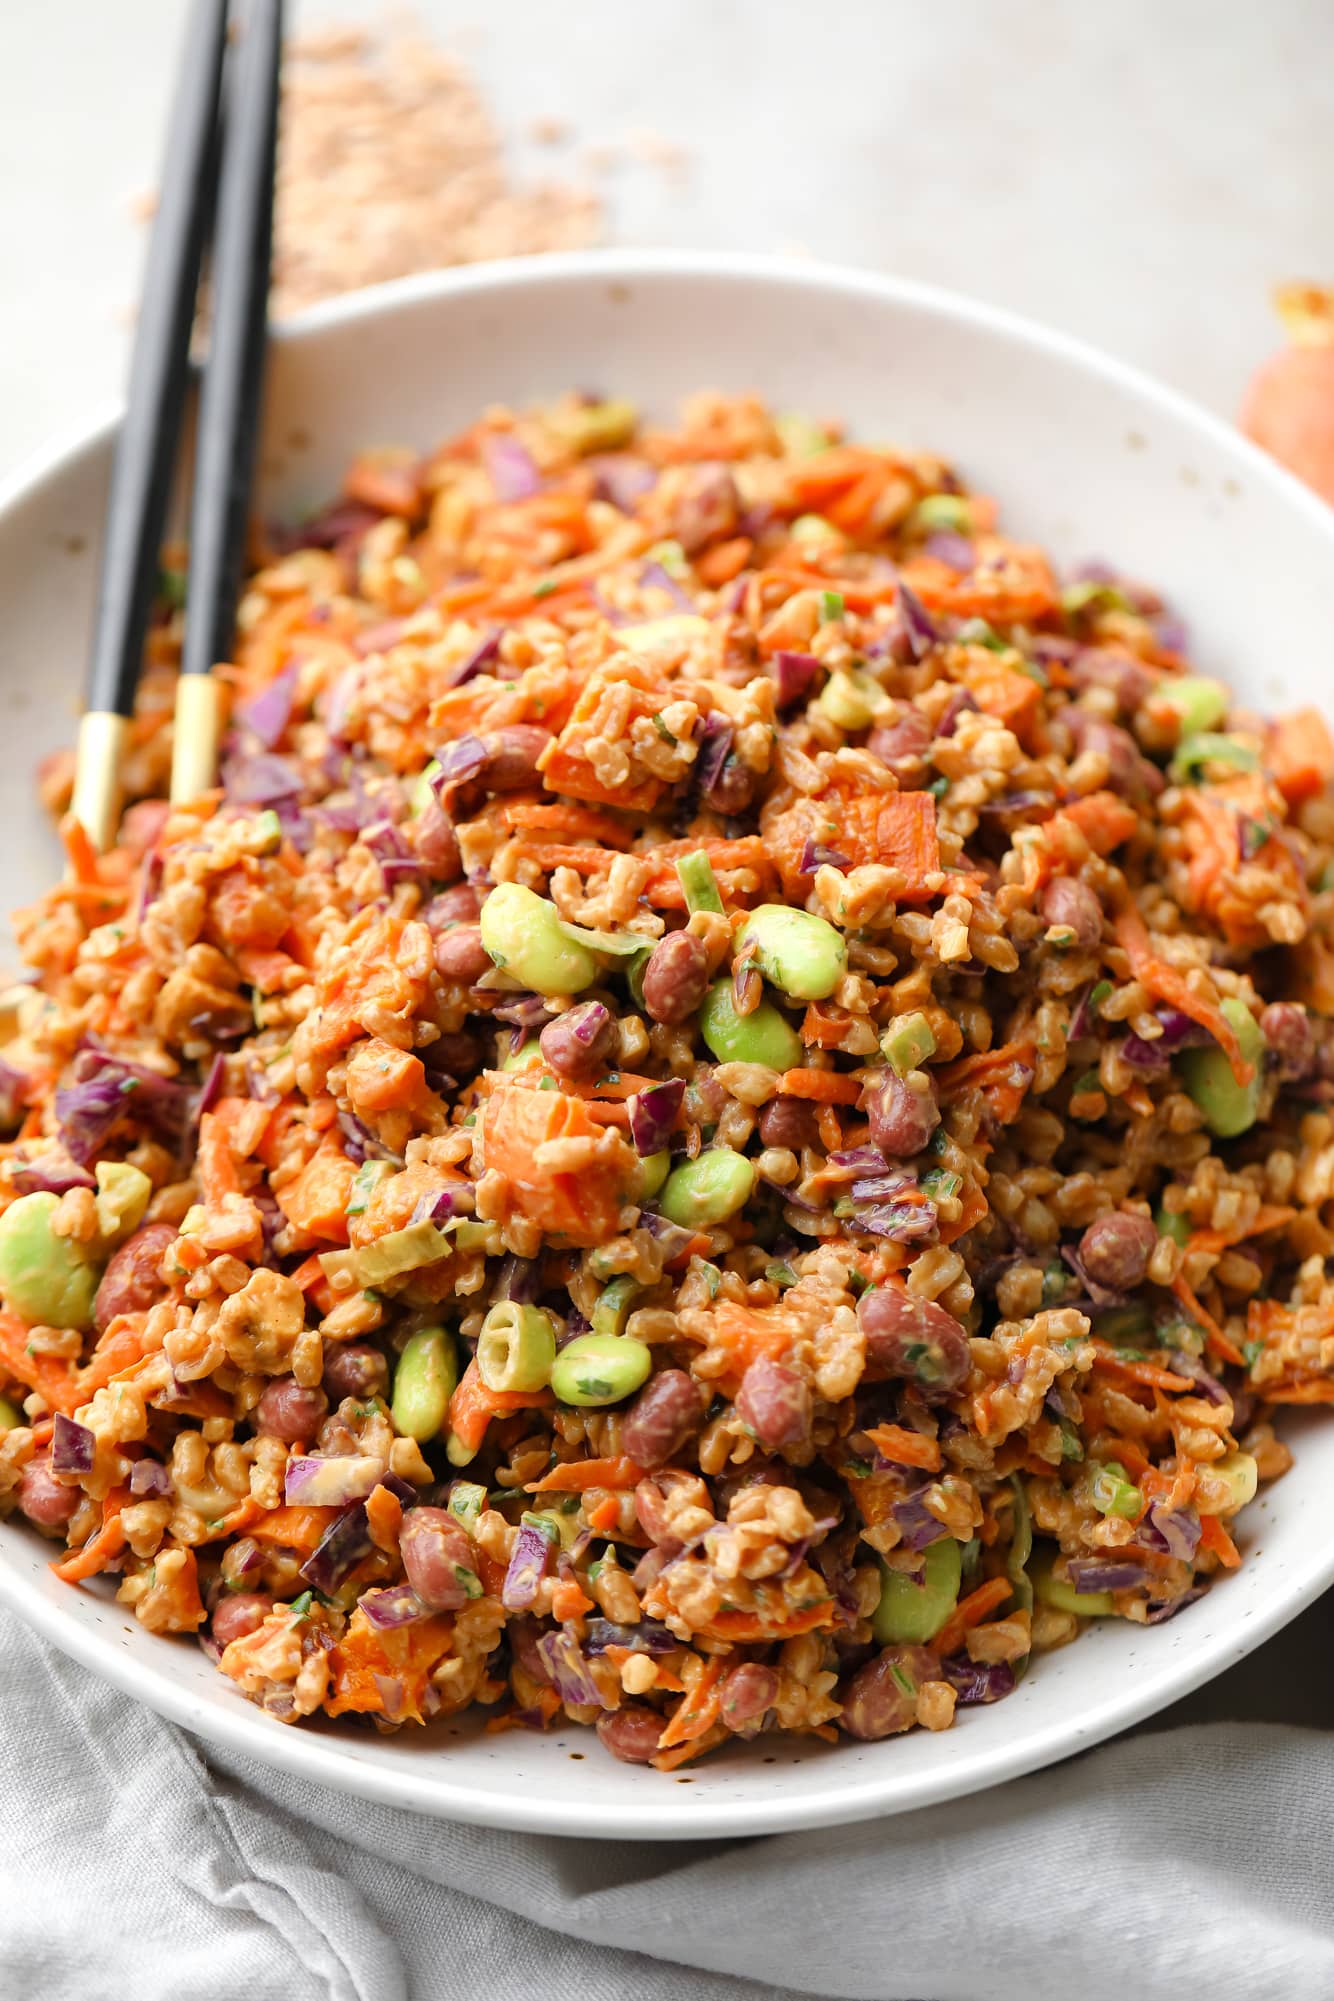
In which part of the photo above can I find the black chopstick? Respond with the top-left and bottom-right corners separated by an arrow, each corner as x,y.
171,0 -> 284,808
71,0 -> 228,850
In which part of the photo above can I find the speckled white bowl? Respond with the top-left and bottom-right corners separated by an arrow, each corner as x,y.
2,252 -> 1334,1839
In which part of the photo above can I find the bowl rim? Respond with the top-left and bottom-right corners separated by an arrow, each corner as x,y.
3,247 -> 1334,1840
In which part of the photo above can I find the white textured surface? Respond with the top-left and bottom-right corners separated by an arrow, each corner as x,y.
0,0 -> 1330,478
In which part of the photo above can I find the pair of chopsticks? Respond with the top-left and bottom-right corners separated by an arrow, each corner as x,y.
71,0 -> 284,854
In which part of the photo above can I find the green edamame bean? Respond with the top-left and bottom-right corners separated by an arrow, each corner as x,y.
639,1150 -> 671,1200
736,905 -> 848,1002
658,1148 -> 755,1230
475,1301 -> 557,1394
699,980 -> 802,1071
550,1332 -> 652,1407
1158,675 -> 1227,734
910,493 -> 973,535
0,1393 -> 23,1432
390,1325 -> 458,1441
1031,1548 -> 1114,1618
0,1192 -> 98,1331
591,1274 -> 640,1338
1154,1204 -> 1190,1248
1176,998 -> 1265,1136
872,1536 -> 961,1645
480,882 -> 598,995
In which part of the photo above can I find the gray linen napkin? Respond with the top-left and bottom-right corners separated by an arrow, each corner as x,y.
3,1593 -> 1332,2001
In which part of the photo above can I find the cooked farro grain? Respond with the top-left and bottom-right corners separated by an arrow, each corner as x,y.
4,393 -> 1334,1768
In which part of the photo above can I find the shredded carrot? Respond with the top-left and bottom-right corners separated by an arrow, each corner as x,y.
655,1655 -> 725,1750
248,1505 -> 339,1553
695,1601 -> 834,1643
1199,1514 -> 1241,1568
52,1489 -> 129,1583
482,1080 -> 642,1247
1060,790 -> 1140,855
864,1423 -> 942,1472
936,1041 -> 1036,1128
694,536 -> 753,586
447,1357 -> 554,1457
206,1497 -> 266,1540
1172,1274 -> 1246,1368
651,1723 -> 729,1772
1267,706 -> 1334,807
778,1067 -> 863,1105
1260,1378 -> 1334,1405
502,799 -> 634,847
1090,1343 -> 1195,1394
587,1495 -> 623,1534
365,1483 -> 404,1553
932,1576 -> 1014,1659
0,1311 -> 80,1414
528,1456 -> 646,1494
550,1577 -> 595,1621
1114,902 -> 1249,1087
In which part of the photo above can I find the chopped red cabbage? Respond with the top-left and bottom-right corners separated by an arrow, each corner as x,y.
237,666 -> 299,749
897,581 -> 939,660
890,1488 -> 950,1551
797,838 -> 851,874
8,1151 -> 95,1196
1138,1502 -> 1201,1562
223,752 -> 304,807
770,650 -> 820,707
1065,1556 -> 1149,1593
640,560 -> 693,612
445,631 -> 502,688
582,1617 -> 678,1656
628,1078 -> 685,1156
360,1583 -> 430,1630
481,433 -> 542,503
300,1503 -> 373,1592
284,1455 -> 386,1507
939,1656 -> 1016,1704
501,1518 -> 557,1611
432,735 -> 490,787
535,1627 -> 611,1708
923,531 -> 974,572
51,1412 -> 95,1477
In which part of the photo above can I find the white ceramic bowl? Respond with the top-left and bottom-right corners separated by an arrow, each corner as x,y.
2,251 -> 1334,1840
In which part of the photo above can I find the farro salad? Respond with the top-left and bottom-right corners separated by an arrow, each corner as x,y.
2,390 -> 1332,1770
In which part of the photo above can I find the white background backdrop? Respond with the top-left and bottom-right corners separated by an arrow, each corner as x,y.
1,0 -> 1330,481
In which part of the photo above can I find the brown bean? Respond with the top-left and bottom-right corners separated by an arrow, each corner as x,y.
596,1706 -> 665,1764
670,463 -> 739,554
858,1287 -> 971,1397
719,1662 -> 778,1730
620,1369 -> 704,1468
410,799 -> 462,880
704,754 -> 755,816
735,1357 -> 812,1450
433,923 -> 492,984
1078,1212 -> 1157,1291
1261,1002 -> 1314,1081
400,1506 -> 478,1611
1069,646 -> 1155,716
93,1221 -> 178,1335
255,1378 -> 328,1444
17,1458 -> 81,1533
867,1072 -> 939,1157
539,1001 -> 616,1080
322,1343 -> 390,1401
425,883 -> 482,929
757,1095 -> 818,1151
1068,712 -> 1163,796
1040,876 -> 1103,947
480,725 -> 553,791
633,1469 -> 710,1548
641,931 -> 710,1025
212,1593 -> 274,1649
868,708 -> 932,786
840,1645 -> 938,1739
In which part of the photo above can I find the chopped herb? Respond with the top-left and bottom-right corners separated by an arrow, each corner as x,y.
928,774 -> 950,800
288,1590 -> 314,1619
888,1663 -> 918,1700
158,565 -> 187,610
531,579 -> 558,600
820,589 -> 845,623
1059,1422 -> 1084,1462
701,1262 -> 723,1299
1071,1069 -> 1102,1096
847,1268 -> 870,1296
844,1455 -> 873,1478
765,1261 -> 798,1289
1088,980 -> 1113,1015
1242,1339 -> 1266,1370
454,1564 -> 484,1598
651,712 -> 678,745
919,1167 -> 961,1202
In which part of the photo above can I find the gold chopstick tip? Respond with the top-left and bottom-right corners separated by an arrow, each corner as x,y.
170,674 -> 224,807
71,711 -> 130,855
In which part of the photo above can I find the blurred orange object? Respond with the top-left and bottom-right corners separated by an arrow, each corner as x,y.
1239,284 -> 1334,505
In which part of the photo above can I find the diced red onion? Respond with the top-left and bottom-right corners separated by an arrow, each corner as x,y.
535,1627 -> 612,1708
492,1254 -> 542,1304
51,1412 -> 95,1477
770,650 -> 820,707
223,752 -> 304,806
360,1583 -> 430,1630
56,1051 -> 191,1164
853,1198 -> 939,1244
890,1488 -> 950,1551
897,581 -> 939,660
1138,1503 -> 1201,1563
590,455 -> 655,513
481,433 -> 542,503
797,838 -> 851,874
1120,1007 -> 1213,1072
8,1152 -> 95,1196
363,818 -> 424,888
628,1078 -> 685,1157
237,666 -> 298,748
335,1110 -> 403,1167
431,735 -> 490,788
1145,1585 -> 1205,1624
1065,1556 -> 1149,1593
284,1454 -> 386,1507
1165,1352 -> 1229,1406
408,1186 -> 471,1226
695,713 -> 736,805
299,1503 -> 373,1592
445,631 -> 502,688
936,689 -> 979,738
640,560 -> 693,612
197,1052 -> 226,1118
276,498 -> 382,553
923,531 -> 974,572
939,1656 -> 1016,1704
582,1617 -> 677,1656
502,1520 -> 557,1611
129,1459 -> 174,1499
1059,1243 -> 1126,1311
136,848 -> 166,923
638,1211 -> 698,1263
